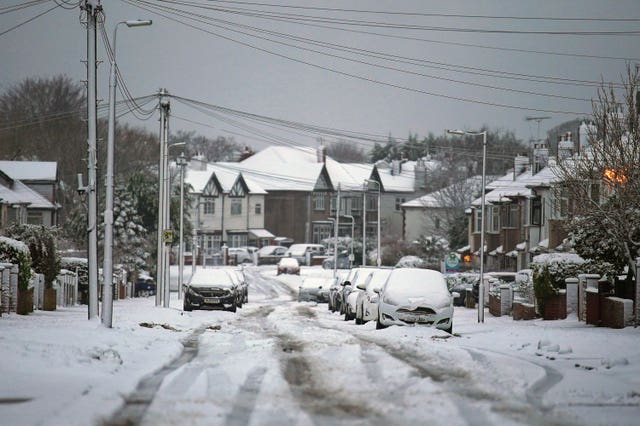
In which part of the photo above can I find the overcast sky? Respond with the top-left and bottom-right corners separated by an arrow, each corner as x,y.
2,0 -> 640,153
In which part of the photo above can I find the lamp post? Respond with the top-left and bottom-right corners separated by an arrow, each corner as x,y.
344,214 -> 354,268
362,182 -> 367,266
446,129 -> 487,323
102,19 -> 152,328
176,152 -> 188,300
364,179 -> 381,267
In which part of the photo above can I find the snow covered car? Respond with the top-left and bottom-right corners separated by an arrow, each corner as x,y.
285,244 -> 326,265
376,268 -> 454,333
298,277 -> 331,302
343,268 -> 377,321
134,277 -> 156,297
228,247 -> 253,264
221,267 -> 248,305
355,268 -> 392,325
184,268 -> 239,312
328,270 -> 353,312
257,245 -> 288,265
277,257 -> 300,275
322,254 -> 351,270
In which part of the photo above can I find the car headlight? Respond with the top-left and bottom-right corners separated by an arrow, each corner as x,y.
187,287 -> 199,297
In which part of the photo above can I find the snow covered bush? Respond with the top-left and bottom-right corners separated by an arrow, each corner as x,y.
0,236 -> 32,290
5,224 -> 59,289
445,272 -> 478,292
395,255 -> 426,268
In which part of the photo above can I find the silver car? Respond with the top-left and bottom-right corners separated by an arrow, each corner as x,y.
298,277 -> 331,303
355,268 -> 392,325
376,268 -> 454,333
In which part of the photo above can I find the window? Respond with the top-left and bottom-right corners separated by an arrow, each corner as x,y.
203,197 -> 215,215
313,192 -> 325,211
350,196 -> 362,213
367,194 -> 377,211
474,209 -> 483,232
255,203 -> 262,215
503,205 -> 518,228
231,198 -> 242,215
434,216 -> 440,230
27,211 -> 43,225
553,186 -> 569,218
229,234 -> 247,248
490,206 -> 500,232
202,234 -> 221,254
530,197 -> 542,225
395,197 -> 406,211
312,223 -> 332,244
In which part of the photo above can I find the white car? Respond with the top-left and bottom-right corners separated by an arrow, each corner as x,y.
228,247 -> 253,264
376,268 -> 454,333
355,268 -> 392,325
344,268 -> 378,321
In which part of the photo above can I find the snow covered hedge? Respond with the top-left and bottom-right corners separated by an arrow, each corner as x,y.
0,236 -> 32,290
6,224 -> 61,289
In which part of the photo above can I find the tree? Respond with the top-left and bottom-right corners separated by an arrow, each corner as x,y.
172,130 -> 242,162
555,64 -> 640,281
326,139 -> 367,162
6,224 -> 61,289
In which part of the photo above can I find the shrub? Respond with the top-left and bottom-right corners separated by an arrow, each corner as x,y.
6,224 -> 61,289
0,236 -> 32,290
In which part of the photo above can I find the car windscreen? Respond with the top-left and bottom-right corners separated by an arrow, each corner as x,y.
366,269 -> 392,292
384,269 -> 449,304
190,270 -> 235,288
286,245 -> 307,256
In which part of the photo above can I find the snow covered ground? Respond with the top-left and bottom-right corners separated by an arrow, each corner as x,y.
1,265 -> 639,425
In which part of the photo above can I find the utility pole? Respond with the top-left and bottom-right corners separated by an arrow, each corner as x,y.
156,89 -> 170,307
362,183 -> 366,266
333,185 -> 340,279
81,0 -> 101,319
177,153 -> 188,300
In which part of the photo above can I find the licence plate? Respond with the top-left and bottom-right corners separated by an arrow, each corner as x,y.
204,297 -> 220,304
399,314 -> 432,323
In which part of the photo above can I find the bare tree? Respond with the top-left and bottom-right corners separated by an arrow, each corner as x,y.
555,64 -> 640,280
326,139 -> 367,162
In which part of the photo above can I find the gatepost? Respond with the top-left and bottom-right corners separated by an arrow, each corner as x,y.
636,257 -> 640,327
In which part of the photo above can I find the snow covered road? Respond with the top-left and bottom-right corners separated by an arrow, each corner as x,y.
2,265 -> 639,425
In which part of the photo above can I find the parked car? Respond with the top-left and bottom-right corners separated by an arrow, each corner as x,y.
228,247 -> 253,264
445,272 -> 479,306
257,245 -> 288,265
322,254 -> 351,270
134,277 -> 156,297
183,268 -> 238,312
355,268 -> 392,324
473,271 -> 517,300
343,268 -> 376,321
376,268 -> 454,333
298,277 -> 331,302
285,244 -> 326,265
328,270 -> 353,312
222,266 -> 248,305
277,257 -> 300,275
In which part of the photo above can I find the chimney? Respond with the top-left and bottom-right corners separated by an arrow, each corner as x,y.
558,132 -> 574,161
316,141 -> 327,163
189,153 -> 208,171
514,155 -> 529,177
391,159 -> 400,176
414,158 -> 427,191
533,141 -> 549,173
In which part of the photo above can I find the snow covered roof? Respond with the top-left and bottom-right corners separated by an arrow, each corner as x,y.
183,162 -> 267,195
403,176 -> 483,209
0,161 -> 57,181
375,166 -> 417,193
0,179 -> 57,209
471,170 -> 532,206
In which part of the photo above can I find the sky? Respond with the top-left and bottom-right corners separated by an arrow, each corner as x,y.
2,0 -> 640,153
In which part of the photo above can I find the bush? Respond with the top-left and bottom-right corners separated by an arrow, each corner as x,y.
0,236 -> 32,291
6,224 -> 61,289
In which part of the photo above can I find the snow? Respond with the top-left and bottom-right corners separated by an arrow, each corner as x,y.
0,160 -> 57,181
1,265 -> 639,425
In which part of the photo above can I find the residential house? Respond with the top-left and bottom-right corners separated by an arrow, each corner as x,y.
401,176 -> 483,244
0,161 -> 59,230
184,158 -> 268,258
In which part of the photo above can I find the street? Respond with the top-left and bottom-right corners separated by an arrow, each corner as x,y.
108,268 -> 640,426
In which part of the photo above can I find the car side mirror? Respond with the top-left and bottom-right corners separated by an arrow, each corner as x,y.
373,288 -> 381,294
451,291 -> 460,298
356,283 -> 365,290
318,286 -> 322,289
341,280 -> 351,287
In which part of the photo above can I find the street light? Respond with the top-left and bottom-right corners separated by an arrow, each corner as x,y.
344,214 -> 354,268
176,152 -> 188,300
102,18 -> 152,328
364,179 -> 381,267
446,128 -> 487,323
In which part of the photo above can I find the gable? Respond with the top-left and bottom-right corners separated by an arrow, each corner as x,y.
230,176 -> 249,197
313,166 -> 333,191
203,176 -> 222,197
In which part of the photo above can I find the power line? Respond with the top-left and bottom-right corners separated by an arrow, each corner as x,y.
202,0 -> 640,23
0,1 -> 60,37
126,0 -> 592,115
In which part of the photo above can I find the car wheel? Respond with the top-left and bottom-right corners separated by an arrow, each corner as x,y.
443,323 -> 453,334
183,301 -> 192,312
376,315 -> 387,330
228,302 -> 237,313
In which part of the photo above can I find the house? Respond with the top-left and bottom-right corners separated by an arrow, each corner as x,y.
401,176 -> 484,244
184,157 -> 269,258
0,161 -> 59,230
